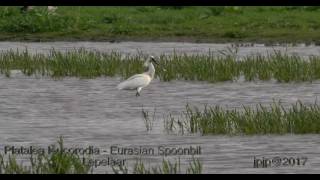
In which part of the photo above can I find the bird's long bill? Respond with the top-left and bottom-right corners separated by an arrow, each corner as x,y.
151,58 -> 159,65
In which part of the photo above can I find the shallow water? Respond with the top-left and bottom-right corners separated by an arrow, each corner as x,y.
0,42 -> 320,173
1,42 -> 320,58
0,70 -> 319,173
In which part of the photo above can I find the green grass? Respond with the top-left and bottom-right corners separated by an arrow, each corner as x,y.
141,106 -> 157,132
112,158 -> 202,174
0,6 -> 320,43
162,101 -> 320,135
0,137 -> 202,174
1,49 -> 320,83
0,137 -> 91,174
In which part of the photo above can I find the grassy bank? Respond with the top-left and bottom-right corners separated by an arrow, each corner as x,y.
1,49 -> 320,83
159,101 -> 320,135
0,6 -> 320,43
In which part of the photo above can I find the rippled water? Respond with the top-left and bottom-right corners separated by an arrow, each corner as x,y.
0,71 -> 319,173
0,42 -> 319,174
0,41 -> 320,58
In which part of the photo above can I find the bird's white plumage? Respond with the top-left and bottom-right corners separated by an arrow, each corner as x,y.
117,74 -> 151,90
117,56 -> 157,96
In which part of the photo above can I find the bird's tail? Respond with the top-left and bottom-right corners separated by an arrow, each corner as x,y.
117,82 -> 125,90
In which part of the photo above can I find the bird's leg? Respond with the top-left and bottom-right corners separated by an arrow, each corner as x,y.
136,87 -> 142,97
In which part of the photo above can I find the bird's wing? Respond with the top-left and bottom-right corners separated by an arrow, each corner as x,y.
127,74 -> 145,80
117,74 -> 151,90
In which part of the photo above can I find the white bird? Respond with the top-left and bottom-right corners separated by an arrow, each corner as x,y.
117,56 -> 159,97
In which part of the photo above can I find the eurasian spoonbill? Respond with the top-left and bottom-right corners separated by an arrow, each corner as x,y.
117,56 -> 159,96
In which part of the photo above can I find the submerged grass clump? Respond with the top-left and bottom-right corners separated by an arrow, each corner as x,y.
163,101 -> 320,135
142,106 -> 157,132
1,49 -> 320,83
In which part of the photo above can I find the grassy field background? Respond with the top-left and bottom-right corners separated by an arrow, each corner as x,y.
0,6 -> 320,43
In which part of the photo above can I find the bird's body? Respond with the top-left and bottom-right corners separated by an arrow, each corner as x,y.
117,56 -> 158,96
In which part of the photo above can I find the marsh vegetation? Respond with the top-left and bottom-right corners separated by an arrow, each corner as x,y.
159,101 -> 320,135
1,49 -> 320,83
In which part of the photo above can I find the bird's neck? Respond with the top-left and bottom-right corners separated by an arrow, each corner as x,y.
145,62 -> 155,79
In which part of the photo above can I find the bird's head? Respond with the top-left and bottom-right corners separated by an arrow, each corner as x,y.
149,56 -> 159,65
144,56 -> 159,67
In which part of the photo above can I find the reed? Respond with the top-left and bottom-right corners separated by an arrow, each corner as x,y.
112,158 -> 202,174
163,101 -> 320,135
1,49 -> 320,83
0,137 -> 91,174
141,106 -> 157,132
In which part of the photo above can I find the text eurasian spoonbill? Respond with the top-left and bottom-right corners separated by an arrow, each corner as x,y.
117,56 -> 159,96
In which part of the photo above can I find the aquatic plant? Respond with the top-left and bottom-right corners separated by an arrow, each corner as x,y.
112,158 -> 202,174
163,101 -> 320,135
1,49 -> 320,83
141,106 -> 157,132
0,137 -> 91,174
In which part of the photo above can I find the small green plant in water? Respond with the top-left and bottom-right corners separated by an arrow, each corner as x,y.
141,106 -> 157,132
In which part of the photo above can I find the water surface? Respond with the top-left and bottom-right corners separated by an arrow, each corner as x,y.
0,42 -> 320,58
0,71 -> 319,173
